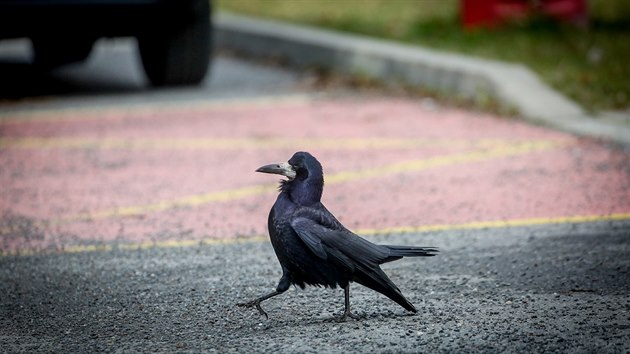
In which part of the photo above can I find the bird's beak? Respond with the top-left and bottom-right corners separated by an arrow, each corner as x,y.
256,162 -> 296,180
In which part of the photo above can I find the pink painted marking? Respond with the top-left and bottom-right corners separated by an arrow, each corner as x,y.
1,98 -> 629,253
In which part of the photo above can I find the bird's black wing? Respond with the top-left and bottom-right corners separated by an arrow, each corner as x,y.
291,206 -> 438,263
290,209 -> 394,268
290,209 -> 429,312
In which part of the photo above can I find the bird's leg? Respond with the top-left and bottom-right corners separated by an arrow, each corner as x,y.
337,284 -> 361,321
237,290 -> 283,319
238,273 -> 291,319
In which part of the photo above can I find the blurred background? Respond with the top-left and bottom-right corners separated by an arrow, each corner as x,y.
0,0 -> 628,115
218,0 -> 630,117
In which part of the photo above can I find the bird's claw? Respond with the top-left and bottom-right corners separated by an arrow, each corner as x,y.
237,299 -> 269,319
335,310 -> 362,322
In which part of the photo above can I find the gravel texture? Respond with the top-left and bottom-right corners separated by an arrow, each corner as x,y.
2,221 -> 629,353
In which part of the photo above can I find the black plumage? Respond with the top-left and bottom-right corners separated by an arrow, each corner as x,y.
237,151 -> 438,320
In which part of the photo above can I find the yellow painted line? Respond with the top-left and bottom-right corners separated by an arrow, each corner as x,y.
0,95 -> 314,124
357,212 -> 630,235
2,213 -> 628,257
55,139 -> 569,222
327,139 -> 566,183
63,184 -> 277,222
115,236 -> 268,251
60,141 -> 566,221
0,136 -> 513,151
62,244 -> 113,254
2,236 -> 269,257
0,185 -> 277,233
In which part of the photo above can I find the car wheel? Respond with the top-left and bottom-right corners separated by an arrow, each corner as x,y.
138,0 -> 212,86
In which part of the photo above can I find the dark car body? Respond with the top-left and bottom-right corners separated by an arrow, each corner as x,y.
0,0 -> 212,86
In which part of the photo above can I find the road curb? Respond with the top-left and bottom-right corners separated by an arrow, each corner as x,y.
215,12 -> 630,145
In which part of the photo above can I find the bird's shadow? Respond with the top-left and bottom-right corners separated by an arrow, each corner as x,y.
233,306 -> 417,330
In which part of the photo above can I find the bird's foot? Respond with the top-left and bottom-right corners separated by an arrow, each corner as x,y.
335,309 -> 362,322
237,298 -> 269,319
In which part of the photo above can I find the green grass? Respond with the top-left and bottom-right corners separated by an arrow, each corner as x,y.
217,0 -> 630,112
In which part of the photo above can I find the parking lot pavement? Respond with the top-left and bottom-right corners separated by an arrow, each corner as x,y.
1,40 -> 629,351
1,93 -> 629,255
1,221 -> 629,352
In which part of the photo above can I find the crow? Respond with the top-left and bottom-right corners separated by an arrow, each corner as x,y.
237,151 -> 438,320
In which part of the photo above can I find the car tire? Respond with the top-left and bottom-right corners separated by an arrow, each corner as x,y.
138,0 -> 212,86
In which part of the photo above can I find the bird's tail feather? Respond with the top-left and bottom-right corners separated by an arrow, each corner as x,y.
385,245 -> 439,258
355,266 -> 417,312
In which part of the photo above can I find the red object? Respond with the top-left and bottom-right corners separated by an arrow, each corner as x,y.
461,0 -> 588,29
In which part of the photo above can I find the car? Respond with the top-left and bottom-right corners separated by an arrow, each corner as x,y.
0,0 -> 212,86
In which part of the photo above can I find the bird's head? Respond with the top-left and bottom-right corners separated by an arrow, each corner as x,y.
256,151 -> 324,205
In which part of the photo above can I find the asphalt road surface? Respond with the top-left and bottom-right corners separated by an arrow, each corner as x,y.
1,38 -> 629,353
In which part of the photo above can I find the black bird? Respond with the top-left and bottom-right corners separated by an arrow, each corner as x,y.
238,151 -> 438,320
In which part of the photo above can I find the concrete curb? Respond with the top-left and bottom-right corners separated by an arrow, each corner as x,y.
215,12 -> 630,145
